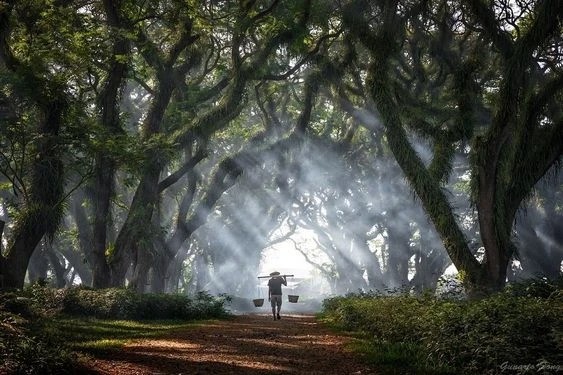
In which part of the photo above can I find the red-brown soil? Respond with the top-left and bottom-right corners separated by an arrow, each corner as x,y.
80,314 -> 378,374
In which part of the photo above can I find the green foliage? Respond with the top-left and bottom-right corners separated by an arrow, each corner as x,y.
426,294 -> 560,373
323,294 -> 433,343
504,276 -> 563,299
0,291 -> 75,374
321,282 -> 562,374
1,284 -> 231,373
321,295 -> 452,374
58,287 -> 230,320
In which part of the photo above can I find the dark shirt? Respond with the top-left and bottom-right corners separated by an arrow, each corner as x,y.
268,277 -> 286,295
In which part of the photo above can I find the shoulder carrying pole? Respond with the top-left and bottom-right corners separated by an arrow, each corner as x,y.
257,274 -> 294,279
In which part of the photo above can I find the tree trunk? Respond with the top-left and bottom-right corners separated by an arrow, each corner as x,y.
0,8 -> 68,288
468,0 -> 563,293
352,233 -> 385,291
385,223 -> 412,290
90,0 -> 130,289
193,253 -> 210,292
57,245 -> 93,286
110,164 -> 161,286
45,245 -> 67,288
150,262 -> 167,293
108,52 -> 181,286
477,197 -> 512,291
70,192 -> 97,286
129,246 -> 153,293
165,247 -> 192,293
410,229 -> 451,293
0,219 -> 4,252
342,1 -> 486,293
150,242 -> 174,293
27,243 -> 49,284
2,103 -> 66,288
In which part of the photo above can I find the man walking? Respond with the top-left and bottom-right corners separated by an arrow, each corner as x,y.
268,271 -> 287,320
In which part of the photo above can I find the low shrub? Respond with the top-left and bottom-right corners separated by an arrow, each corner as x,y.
0,292 -> 75,374
324,294 -> 433,342
58,287 -> 230,320
425,294 -> 561,373
504,276 -> 563,299
321,281 -> 562,374
60,287 -> 138,319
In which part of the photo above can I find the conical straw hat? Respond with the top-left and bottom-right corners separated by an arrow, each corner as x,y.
270,271 -> 280,276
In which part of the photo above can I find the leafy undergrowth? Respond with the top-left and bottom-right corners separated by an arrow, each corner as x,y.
0,284 -> 231,374
0,303 -> 76,374
320,277 -> 563,375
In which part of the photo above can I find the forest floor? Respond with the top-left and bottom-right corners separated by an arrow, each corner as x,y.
78,313 -> 379,375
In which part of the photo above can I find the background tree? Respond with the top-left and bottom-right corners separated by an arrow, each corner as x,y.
338,0 -> 562,293
0,1 -> 94,287
0,0 -> 560,295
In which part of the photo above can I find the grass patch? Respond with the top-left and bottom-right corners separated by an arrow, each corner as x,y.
348,339 -> 454,375
319,314 -> 454,375
47,316 -> 211,354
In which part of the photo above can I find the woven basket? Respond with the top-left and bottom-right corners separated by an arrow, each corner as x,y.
288,295 -> 299,303
253,298 -> 264,307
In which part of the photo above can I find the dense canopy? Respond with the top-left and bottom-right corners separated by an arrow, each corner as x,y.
0,0 -> 561,297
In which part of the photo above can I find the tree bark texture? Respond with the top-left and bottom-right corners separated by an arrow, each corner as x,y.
87,0 -> 131,288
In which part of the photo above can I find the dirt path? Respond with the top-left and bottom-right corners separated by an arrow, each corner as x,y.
81,314 -> 377,374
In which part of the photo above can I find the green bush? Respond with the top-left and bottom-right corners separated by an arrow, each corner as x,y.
504,276 -> 563,299
321,284 -> 562,374
60,287 -> 138,318
324,294 -> 432,342
58,287 -> 230,320
425,294 -> 561,373
0,292 -> 75,374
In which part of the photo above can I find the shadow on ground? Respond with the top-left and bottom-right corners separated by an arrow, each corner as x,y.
80,314 -> 377,375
